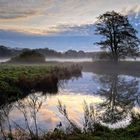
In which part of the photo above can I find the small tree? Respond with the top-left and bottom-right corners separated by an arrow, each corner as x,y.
95,11 -> 140,62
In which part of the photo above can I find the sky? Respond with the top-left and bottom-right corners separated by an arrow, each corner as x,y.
0,0 -> 140,51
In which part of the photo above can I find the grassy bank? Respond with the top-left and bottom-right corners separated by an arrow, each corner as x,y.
0,64 -> 82,105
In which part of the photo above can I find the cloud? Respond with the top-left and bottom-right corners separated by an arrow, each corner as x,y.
0,11 -> 39,20
0,23 -> 96,36
0,0 -> 51,21
0,0 -> 140,35
0,27 -> 58,36
52,24 -> 96,36
121,5 -> 140,15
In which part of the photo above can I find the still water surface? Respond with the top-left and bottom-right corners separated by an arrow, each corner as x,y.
1,72 -> 140,132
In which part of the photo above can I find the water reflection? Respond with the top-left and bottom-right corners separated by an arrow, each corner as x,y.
0,72 -> 140,138
0,93 -> 103,139
96,74 -> 140,126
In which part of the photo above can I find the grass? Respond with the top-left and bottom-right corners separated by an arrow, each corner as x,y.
42,114 -> 140,140
0,64 -> 82,105
0,64 -> 52,80
41,101 -> 140,140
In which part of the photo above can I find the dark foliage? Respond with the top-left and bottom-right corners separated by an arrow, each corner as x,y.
11,50 -> 45,63
0,45 -> 20,58
0,45 -> 102,59
95,11 -> 140,61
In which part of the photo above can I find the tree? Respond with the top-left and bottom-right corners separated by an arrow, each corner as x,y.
95,11 -> 140,62
11,50 -> 45,63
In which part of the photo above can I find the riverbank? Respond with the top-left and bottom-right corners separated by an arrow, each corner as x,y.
0,64 -> 82,105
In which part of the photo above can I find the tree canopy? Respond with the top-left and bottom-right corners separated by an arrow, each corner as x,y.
95,11 -> 140,61
11,50 -> 45,63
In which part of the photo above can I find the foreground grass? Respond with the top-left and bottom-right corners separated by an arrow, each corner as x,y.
43,103 -> 140,140
6,110 -> 140,140
43,114 -> 140,140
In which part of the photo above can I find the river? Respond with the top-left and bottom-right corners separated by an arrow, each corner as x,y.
1,72 -> 140,133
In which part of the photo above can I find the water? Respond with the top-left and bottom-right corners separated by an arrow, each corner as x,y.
0,72 -> 140,133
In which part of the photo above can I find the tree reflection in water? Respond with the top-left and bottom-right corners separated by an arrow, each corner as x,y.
96,74 -> 140,124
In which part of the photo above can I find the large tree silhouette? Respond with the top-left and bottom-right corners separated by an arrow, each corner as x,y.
95,11 -> 140,62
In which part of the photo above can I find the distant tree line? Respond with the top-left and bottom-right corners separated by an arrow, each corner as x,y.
0,45 -> 20,58
0,45 -> 102,59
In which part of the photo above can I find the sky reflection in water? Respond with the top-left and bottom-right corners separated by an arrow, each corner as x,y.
1,72 -> 140,131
